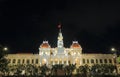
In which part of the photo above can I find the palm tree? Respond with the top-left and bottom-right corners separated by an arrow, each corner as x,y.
9,65 -> 18,76
91,64 -> 101,76
51,64 -> 58,76
79,64 -> 90,77
31,65 -> 38,76
64,64 -> 76,76
76,67 -> 80,77
15,64 -> 23,76
108,64 -> 116,74
101,64 -> 116,75
24,64 -> 37,76
8,65 -> 14,76
40,64 -> 49,76
0,45 -> 9,76
90,64 -> 117,77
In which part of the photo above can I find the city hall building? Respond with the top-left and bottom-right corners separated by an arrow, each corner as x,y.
6,27 -> 120,73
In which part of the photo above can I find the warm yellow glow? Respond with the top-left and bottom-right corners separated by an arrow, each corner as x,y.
3,47 -> 8,51
74,52 -> 76,55
75,58 -> 79,65
42,59 -> 47,64
111,47 -> 116,52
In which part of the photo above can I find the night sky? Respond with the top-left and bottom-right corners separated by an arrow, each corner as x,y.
0,0 -> 120,54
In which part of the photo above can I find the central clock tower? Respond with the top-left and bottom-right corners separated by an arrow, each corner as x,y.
57,25 -> 64,54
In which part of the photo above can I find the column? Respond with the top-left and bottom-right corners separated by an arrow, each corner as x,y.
62,60 -> 63,64
67,60 -> 68,65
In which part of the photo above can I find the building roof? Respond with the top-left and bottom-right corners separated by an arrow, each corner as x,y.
40,41 -> 50,48
70,41 -> 81,48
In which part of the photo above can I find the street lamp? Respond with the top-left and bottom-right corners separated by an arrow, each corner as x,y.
0,45 -> 8,51
111,47 -> 117,58
3,47 -> 8,51
111,47 -> 118,74
111,47 -> 117,57
111,47 -> 116,52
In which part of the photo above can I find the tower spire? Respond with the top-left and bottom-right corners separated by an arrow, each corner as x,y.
57,24 -> 63,48
58,24 -> 61,33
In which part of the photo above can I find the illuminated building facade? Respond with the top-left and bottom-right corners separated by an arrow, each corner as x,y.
6,26 -> 120,74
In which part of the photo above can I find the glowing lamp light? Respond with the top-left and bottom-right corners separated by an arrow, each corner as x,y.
111,47 -> 116,52
3,47 -> 8,51
44,59 -> 46,62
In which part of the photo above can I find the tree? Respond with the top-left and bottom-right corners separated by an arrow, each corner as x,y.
90,64 -> 117,77
0,45 -> 9,76
91,64 -> 101,76
64,64 -> 76,76
40,64 -> 49,76
79,64 -> 90,77
108,64 -> 116,74
51,64 -> 58,76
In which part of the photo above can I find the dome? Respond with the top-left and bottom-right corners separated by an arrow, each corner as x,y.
70,41 -> 81,48
40,41 -> 50,48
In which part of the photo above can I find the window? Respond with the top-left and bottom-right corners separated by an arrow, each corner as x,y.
104,59 -> 107,63
87,59 -> 89,63
91,59 -> 94,63
68,60 -> 71,64
32,59 -> 34,64
55,60 -> 58,64
27,59 -> 30,64
64,61 -> 66,64
96,59 -> 98,63
100,59 -> 103,63
109,59 -> 112,63
59,60 -> 62,64
83,59 -> 85,64
13,59 -> 16,64
18,59 -> 21,64
22,59 -> 25,64
36,59 -> 38,64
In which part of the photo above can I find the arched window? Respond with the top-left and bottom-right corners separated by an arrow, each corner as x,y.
27,59 -> 30,64
96,59 -> 98,63
13,59 -> 16,64
91,59 -> 94,63
83,59 -> 85,64
104,59 -> 107,63
109,59 -> 112,63
18,59 -> 21,64
64,61 -> 66,64
32,59 -> 34,64
59,60 -> 62,64
100,59 -> 103,63
68,60 -> 71,64
22,59 -> 25,64
87,59 -> 89,63
36,59 -> 38,64
55,60 -> 58,64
